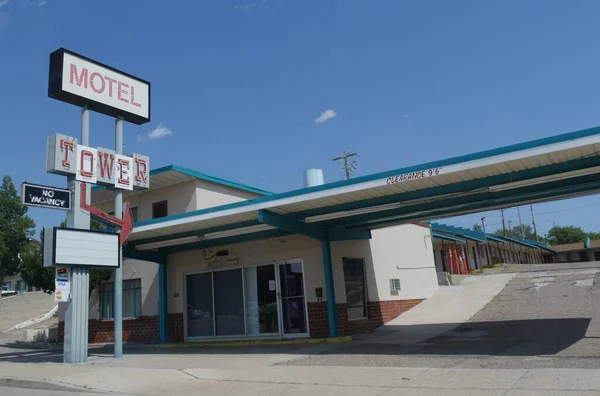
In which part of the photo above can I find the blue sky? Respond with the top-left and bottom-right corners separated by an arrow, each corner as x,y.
2,0 -> 600,237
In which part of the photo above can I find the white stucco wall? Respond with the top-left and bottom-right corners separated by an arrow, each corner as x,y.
95,180 -> 197,222
367,224 -> 438,301
195,180 -> 262,210
167,235 -> 332,315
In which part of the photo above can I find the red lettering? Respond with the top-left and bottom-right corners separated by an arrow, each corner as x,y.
105,76 -> 117,97
98,152 -> 115,179
90,72 -> 105,94
60,139 -> 74,169
117,158 -> 130,185
130,86 -> 142,108
118,82 -> 129,103
79,150 -> 94,178
70,64 -> 88,88
135,158 -> 148,184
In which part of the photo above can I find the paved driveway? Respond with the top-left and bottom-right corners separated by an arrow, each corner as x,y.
288,262 -> 600,369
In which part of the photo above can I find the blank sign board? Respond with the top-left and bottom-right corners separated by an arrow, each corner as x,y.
53,228 -> 120,268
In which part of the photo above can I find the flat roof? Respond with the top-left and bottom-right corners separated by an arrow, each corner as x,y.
127,125 -> 600,253
92,164 -> 273,205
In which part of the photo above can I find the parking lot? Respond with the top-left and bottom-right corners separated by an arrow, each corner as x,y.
286,262 -> 600,370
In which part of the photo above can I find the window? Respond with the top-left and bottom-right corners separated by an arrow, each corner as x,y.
131,207 -> 138,222
152,201 -> 168,219
16,280 -> 25,292
342,258 -> 368,320
99,279 -> 142,320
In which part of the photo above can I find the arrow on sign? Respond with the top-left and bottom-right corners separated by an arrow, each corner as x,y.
80,183 -> 133,245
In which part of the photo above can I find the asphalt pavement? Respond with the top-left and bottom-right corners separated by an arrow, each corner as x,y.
287,262 -> 600,369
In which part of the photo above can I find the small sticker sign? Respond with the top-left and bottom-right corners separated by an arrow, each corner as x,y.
54,267 -> 71,302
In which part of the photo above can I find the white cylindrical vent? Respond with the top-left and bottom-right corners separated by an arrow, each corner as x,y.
303,169 -> 324,187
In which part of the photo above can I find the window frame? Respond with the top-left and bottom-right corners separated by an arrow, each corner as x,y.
342,257 -> 369,321
99,279 -> 142,320
152,200 -> 168,219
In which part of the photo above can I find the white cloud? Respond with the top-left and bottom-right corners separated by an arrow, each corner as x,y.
38,0 -> 47,6
235,0 -> 269,10
0,0 -> 9,9
137,123 -> 173,142
315,109 -> 337,124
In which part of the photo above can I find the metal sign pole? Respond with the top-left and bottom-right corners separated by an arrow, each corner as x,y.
64,106 -> 91,363
114,116 -> 124,358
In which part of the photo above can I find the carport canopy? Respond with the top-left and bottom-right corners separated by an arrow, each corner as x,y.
127,125 -> 600,252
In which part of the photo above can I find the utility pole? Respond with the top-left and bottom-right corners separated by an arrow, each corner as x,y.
333,149 -> 359,180
481,216 -> 487,233
517,206 -> 525,239
530,205 -> 539,242
501,209 -> 506,236
508,219 -> 513,233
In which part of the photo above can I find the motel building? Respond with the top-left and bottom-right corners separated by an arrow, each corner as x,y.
57,126 -> 600,343
430,223 -> 555,276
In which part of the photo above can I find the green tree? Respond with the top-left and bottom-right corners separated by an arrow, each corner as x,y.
546,225 -> 587,245
473,223 -> 483,232
587,232 -> 600,241
494,224 -> 536,240
20,219 -> 112,296
20,234 -> 54,293
0,175 -> 35,291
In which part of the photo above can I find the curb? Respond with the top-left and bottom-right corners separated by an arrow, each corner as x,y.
149,336 -> 352,348
0,377 -> 104,393
2,305 -> 58,333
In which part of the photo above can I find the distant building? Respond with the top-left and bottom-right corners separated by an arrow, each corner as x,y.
550,238 -> 600,263
2,238 -> 41,293
430,222 -> 556,274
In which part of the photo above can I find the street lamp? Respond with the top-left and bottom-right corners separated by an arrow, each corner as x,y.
481,217 -> 487,233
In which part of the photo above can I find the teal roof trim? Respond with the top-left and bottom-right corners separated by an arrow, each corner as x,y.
532,241 -> 558,253
92,165 -> 274,196
429,222 -> 487,243
496,235 -> 540,249
486,235 -> 507,243
432,232 -> 466,243
134,125 -> 600,228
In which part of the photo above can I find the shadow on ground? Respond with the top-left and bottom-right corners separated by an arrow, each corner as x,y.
0,317 -> 592,364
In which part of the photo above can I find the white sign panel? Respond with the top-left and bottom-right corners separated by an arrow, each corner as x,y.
58,51 -> 149,122
115,154 -> 133,190
76,145 -> 98,183
54,228 -> 120,268
97,147 -> 116,186
133,153 -> 150,189
46,134 -> 77,175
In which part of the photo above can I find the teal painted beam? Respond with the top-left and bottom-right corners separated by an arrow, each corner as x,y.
344,178 -> 600,230
159,260 -> 168,343
122,247 -> 166,263
258,209 -> 325,240
164,229 -> 292,254
328,229 -> 371,241
322,174 -> 600,229
128,220 -> 260,247
321,240 -> 338,337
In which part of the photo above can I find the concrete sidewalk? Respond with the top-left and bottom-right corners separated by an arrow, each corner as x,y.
1,356 -> 600,395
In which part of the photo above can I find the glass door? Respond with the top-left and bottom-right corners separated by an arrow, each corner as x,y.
277,261 -> 308,338
245,264 -> 279,336
186,272 -> 214,338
